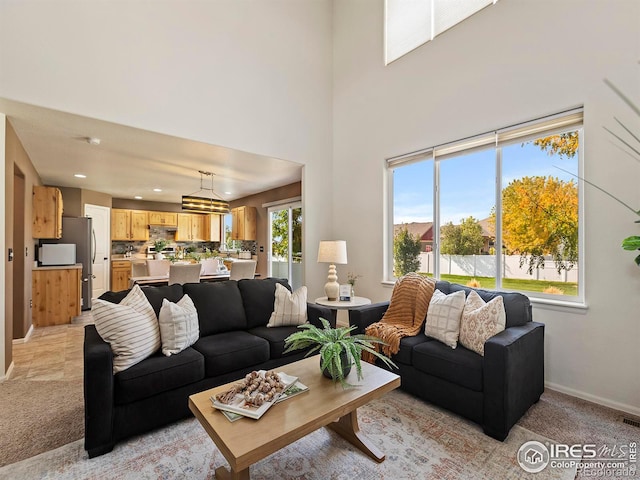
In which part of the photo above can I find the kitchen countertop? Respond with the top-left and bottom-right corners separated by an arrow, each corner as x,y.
110,255 -> 254,262
33,263 -> 83,271
111,255 -> 148,261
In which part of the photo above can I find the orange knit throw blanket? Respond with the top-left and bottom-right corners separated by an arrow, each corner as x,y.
363,273 -> 435,363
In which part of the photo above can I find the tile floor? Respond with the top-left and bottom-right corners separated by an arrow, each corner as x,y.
8,308 -> 345,383
9,312 -> 92,382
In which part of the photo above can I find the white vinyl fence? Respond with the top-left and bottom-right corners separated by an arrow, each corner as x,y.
270,260 -> 304,290
418,252 -> 577,283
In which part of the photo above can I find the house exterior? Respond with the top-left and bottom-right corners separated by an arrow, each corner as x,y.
395,217 -> 495,254
394,222 -> 434,251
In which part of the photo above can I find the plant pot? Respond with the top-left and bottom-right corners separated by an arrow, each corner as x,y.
155,253 -> 165,260
321,351 -> 352,380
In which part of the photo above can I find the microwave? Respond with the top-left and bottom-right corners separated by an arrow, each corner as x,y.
39,244 -> 76,266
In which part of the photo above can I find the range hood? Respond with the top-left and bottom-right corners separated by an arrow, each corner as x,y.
148,223 -> 178,230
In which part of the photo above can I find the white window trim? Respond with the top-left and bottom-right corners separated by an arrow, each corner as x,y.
385,109 -> 585,305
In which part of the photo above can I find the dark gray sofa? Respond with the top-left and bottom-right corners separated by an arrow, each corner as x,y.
84,277 -> 333,458
349,280 -> 544,441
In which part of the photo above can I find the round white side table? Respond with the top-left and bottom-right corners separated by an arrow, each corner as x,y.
314,296 -> 372,326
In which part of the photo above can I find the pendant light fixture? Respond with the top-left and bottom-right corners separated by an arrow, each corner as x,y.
181,170 -> 230,215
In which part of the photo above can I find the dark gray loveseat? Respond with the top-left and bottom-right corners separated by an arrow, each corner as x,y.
349,280 -> 544,441
84,278 -> 332,458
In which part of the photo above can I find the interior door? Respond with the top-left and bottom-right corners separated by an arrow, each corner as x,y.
85,204 -> 111,300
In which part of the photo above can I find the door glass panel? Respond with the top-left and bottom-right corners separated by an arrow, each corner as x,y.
269,204 -> 303,290
291,207 -> 303,290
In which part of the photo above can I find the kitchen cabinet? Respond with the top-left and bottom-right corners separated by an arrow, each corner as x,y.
111,209 -> 149,241
32,186 -> 64,239
176,213 -> 207,241
32,265 -> 81,326
111,260 -> 132,291
148,211 -> 178,226
208,214 -> 222,242
231,206 -> 257,241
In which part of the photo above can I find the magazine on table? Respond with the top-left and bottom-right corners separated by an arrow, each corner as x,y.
276,380 -> 309,402
211,371 -> 306,420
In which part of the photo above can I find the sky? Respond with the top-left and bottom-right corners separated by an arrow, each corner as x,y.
393,138 -> 579,225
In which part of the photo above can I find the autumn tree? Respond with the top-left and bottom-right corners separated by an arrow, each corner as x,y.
499,176 -> 578,274
533,132 -> 579,159
393,226 -> 422,276
440,216 -> 484,255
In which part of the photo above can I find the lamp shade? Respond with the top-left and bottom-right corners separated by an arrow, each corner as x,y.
182,195 -> 230,214
317,240 -> 348,264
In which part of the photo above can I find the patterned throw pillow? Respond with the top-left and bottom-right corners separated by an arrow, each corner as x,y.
267,283 -> 308,327
424,289 -> 466,348
459,290 -> 506,356
92,284 -> 161,373
158,294 -> 200,356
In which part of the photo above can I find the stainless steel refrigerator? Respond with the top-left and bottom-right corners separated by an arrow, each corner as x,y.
41,216 -> 94,310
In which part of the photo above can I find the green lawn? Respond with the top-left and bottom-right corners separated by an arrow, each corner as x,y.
421,273 -> 577,296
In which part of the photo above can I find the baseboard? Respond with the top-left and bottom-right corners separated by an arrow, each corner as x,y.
545,381 -> 640,417
12,324 -> 34,344
1,361 -> 15,382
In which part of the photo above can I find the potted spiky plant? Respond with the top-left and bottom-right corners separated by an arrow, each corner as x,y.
283,318 -> 396,387
153,239 -> 168,260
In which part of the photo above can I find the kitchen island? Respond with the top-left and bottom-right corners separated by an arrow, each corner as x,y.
32,264 -> 82,326
129,272 -> 230,286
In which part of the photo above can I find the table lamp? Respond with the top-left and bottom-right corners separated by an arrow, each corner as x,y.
317,240 -> 348,301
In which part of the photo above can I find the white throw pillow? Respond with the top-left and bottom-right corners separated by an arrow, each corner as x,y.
459,290 -> 506,356
92,284 -> 161,373
424,289 -> 465,348
158,294 -> 200,356
267,283 -> 308,327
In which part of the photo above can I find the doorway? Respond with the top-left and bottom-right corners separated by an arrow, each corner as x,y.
84,204 -> 110,300
12,167 -> 25,339
268,202 -> 302,290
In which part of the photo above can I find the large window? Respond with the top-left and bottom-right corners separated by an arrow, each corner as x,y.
388,110 -> 584,303
385,0 -> 499,64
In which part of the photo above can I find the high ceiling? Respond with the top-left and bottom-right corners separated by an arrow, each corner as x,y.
0,98 -> 303,204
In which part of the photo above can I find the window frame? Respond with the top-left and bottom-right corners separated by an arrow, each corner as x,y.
385,109 -> 585,306
385,0 -> 499,65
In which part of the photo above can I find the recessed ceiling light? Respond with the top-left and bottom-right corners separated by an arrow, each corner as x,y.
86,137 -> 101,145
224,191 -> 232,195
134,196 -> 143,200
74,173 -> 87,178
153,188 -> 162,192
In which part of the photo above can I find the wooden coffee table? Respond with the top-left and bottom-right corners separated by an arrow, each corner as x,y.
189,355 -> 400,480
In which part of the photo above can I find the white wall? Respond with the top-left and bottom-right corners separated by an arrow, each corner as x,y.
0,0 -> 334,299
0,0 -> 334,376
333,0 -> 640,413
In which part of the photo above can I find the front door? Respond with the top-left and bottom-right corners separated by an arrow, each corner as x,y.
85,204 -> 111,300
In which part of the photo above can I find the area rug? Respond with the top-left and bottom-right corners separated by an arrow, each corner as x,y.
0,379 -> 84,467
0,390 -> 577,480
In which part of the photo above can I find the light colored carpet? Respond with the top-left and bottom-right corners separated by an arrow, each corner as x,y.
0,379 -> 84,467
0,389 -> 577,480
